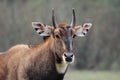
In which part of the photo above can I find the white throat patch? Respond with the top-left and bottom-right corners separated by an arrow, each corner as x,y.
55,55 -> 74,74
55,62 -> 68,74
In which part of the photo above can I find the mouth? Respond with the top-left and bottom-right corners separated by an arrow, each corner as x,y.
65,57 -> 72,62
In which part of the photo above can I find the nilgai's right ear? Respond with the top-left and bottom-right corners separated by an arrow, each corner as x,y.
74,23 -> 92,37
32,22 -> 52,36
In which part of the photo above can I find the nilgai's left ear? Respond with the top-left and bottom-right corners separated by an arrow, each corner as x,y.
75,23 -> 92,37
32,22 -> 51,36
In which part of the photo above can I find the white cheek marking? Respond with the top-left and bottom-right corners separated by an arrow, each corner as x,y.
71,55 -> 75,63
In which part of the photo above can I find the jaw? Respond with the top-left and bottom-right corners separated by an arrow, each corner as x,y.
55,55 -> 75,74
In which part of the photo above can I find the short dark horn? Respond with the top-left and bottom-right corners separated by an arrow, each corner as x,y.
70,8 -> 76,28
52,8 -> 58,28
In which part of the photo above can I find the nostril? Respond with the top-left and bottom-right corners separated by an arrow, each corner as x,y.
65,57 -> 72,62
70,54 -> 73,57
64,54 -> 67,57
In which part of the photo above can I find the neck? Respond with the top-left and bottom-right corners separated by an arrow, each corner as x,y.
38,36 -> 68,74
42,36 -> 69,74
27,36 -> 66,80
39,36 -> 55,50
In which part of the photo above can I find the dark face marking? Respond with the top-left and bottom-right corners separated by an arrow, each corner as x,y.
64,29 -> 71,52
53,24 -> 75,63
57,26 -> 74,52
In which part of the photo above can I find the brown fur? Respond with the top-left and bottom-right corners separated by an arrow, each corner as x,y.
0,44 -> 30,80
58,23 -> 68,28
0,23 -> 76,80
0,36 -> 65,80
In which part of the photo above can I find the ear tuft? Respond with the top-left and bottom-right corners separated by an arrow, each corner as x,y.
83,23 -> 92,29
75,23 -> 92,37
32,22 -> 51,36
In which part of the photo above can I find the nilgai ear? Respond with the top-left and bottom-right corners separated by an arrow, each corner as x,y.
75,23 -> 92,37
32,22 -> 51,36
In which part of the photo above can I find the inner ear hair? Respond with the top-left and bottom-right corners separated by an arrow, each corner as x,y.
74,26 -> 81,30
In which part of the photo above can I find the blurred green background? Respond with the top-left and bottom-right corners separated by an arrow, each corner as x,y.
0,0 -> 120,80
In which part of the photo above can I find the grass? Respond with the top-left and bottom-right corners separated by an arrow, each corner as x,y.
64,70 -> 120,80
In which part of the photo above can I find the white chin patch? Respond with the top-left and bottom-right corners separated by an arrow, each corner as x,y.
55,55 -> 74,74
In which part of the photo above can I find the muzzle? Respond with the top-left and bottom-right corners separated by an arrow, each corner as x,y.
64,52 -> 74,62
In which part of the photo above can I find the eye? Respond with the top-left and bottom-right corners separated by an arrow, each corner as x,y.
72,34 -> 76,38
55,35 -> 60,39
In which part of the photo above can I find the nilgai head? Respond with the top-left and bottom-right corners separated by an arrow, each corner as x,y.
32,8 -> 92,64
